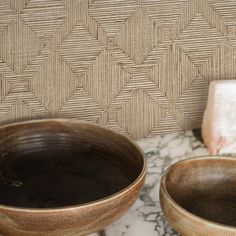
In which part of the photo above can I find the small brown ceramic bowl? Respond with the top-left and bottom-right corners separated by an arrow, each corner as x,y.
160,156 -> 236,236
0,119 -> 146,236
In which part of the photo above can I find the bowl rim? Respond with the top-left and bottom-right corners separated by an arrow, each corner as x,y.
161,155 -> 236,230
0,118 -> 147,213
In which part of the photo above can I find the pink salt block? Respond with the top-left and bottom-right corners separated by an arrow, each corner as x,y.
202,80 -> 236,155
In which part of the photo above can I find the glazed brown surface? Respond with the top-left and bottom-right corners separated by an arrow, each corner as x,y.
0,129 -> 139,208
166,158 -> 236,226
0,119 -> 146,236
160,157 -> 236,236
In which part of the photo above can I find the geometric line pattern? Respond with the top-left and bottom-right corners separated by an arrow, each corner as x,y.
0,0 -> 236,139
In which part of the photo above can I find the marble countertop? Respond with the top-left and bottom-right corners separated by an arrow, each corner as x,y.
90,130 -> 210,236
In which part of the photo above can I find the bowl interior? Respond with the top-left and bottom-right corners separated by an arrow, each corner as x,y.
0,120 -> 144,209
165,158 -> 236,227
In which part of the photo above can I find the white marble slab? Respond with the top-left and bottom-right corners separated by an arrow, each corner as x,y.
89,130 -> 209,236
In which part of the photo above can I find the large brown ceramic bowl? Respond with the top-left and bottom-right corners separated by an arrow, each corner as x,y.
0,119 -> 146,236
160,156 -> 236,236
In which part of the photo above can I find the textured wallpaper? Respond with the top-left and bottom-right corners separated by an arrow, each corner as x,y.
0,0 -> 235,139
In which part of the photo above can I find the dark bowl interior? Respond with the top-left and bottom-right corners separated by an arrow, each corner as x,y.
0,120 -> 144,209
165,158 -> 236,227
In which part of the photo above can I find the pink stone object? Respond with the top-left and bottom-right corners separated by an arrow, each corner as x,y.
202,80 -> 236,155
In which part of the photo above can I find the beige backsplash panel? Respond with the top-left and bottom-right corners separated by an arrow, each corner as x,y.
0,0 -> 235,139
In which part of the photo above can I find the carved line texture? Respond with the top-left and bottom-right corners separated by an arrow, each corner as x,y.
0,0 -> 235,139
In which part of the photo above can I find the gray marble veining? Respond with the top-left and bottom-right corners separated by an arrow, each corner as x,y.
90,130 -> 209,236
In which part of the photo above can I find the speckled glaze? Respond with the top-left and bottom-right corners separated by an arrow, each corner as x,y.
0,119 -> 147,236
160,156 -> 236,236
